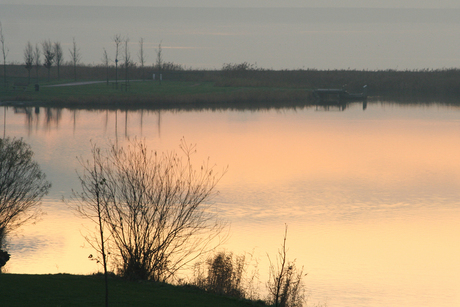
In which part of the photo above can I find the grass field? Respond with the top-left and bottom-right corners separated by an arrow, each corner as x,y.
0,79 -> 314,108
0,273 -> 265,307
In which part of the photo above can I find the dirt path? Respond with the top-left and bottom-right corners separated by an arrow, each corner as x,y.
43,80 -> 142,87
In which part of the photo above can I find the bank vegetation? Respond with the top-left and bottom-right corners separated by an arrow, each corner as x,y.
1,62 -> 460,108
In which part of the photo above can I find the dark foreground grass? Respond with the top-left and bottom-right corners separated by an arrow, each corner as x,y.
0,273 -> 264,307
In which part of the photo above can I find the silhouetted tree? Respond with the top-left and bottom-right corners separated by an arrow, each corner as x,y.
123,37 -> 132,91
74,139 -> 227,282
0,21 -> 9,89
42,39 -> 55,82
0,138 -> 51,271
102,48 -> 110,86
73,142 -> 110,307
54,41 -> 63,80
138,38 -> 146,81
33,43 -> 41,82
24,41 -> 34,84
156,41 -> 163,85
69,37 -> 81,81
113,34 -> 122,89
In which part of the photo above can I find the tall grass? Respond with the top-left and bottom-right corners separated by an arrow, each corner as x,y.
216,67 -> 460,96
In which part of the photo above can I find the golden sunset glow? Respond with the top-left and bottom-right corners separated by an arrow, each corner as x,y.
2,103 -> 460,307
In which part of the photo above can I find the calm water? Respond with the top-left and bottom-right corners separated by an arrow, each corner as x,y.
1,101 -> 460,307
1,5 -> 460,70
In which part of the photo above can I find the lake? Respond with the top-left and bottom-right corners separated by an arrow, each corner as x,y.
1,101 -> 460,307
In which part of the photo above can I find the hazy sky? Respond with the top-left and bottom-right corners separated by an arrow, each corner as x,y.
2,0 -> 460,8
1,2 -> 460,69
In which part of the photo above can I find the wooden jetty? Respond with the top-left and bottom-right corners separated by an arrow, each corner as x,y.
313,85 -> 368,102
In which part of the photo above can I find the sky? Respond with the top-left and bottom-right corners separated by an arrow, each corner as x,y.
1,1 -> 460,70
2,0 -> 460,8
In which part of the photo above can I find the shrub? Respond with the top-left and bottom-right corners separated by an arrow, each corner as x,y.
192,250 -> 262,300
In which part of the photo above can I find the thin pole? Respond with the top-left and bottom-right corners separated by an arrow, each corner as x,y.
3,107 -> 6,138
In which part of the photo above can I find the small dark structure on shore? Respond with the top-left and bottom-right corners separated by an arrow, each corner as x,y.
313,85 -> 368,102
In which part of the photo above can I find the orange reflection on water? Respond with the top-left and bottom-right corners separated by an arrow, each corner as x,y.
3,104 -> 460,307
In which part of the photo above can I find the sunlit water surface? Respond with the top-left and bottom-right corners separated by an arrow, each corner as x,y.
1,102 -> 460,307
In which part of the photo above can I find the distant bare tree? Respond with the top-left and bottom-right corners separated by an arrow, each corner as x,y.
42,39 -> 55,82
123,37 -> 131,91
113,34 -> 122,89
0,21 -> 9,89
54,41 -> 63,80
69,37 -> 81,81
24,42 -> 34,84
33,43 -> 41,82
156,41 -> 163,85
102,48 -> 110,86
138,38 -> 147,81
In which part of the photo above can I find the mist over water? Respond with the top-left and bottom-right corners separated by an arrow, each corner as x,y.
1,5 -> 460,69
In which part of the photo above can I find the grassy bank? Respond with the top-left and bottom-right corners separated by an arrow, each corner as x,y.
2,64 -> 460,108
0,80 -> 314,109
0,273 -> 264,307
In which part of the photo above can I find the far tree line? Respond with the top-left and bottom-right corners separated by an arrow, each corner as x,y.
0,20 -> 173,89
19,35 -> 164,87
4,21 -> 460,97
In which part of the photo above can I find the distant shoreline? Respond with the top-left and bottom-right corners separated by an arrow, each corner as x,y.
2,66 -> 460,109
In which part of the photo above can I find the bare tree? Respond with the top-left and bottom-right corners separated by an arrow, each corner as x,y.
123,37 -> 131,91
267,225 -> 306,307
156,41 -> 163,85
33,43 -> 41,82
42,39 -> 55,82
0,138 -> 51,267
102,48 -> 110,86
69,37 -> 81,81
73,142 -> 110,307
74,138 -> 227,282
24,42 -> 34,84
54,41 -> 63,80
138,38 -> 147,81
113,34 -> 122,89
0,21 -> 9,89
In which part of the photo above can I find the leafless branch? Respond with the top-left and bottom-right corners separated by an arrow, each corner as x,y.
73,138 -> 228,282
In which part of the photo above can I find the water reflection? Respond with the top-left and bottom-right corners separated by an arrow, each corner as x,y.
1,102 -> 460,307
4,101 -> 373,138
12,107 -> 63,135
313,100 -> 367,112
